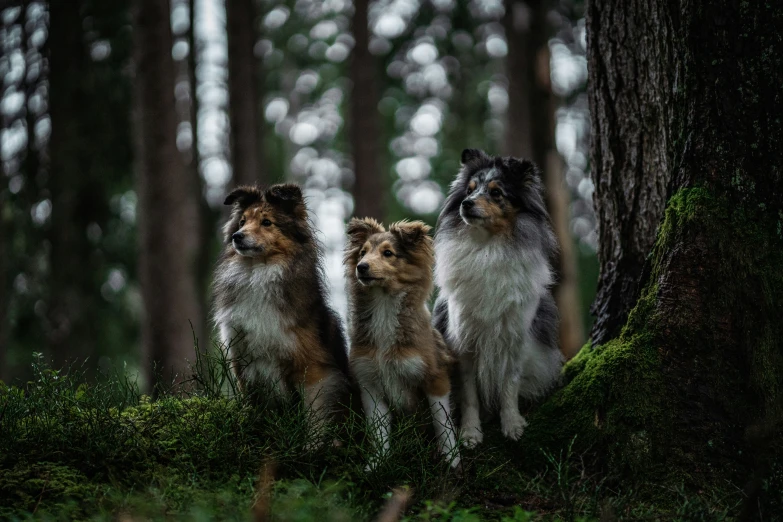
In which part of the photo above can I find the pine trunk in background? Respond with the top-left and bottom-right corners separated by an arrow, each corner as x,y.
188,0 -> 211,354
133,0 -> 200,390
503,0 -> 583,357
0,210 -> 7,382
226,0 -> 264,187
47,0 -> 94,370
524,0 -> 783,510
350,0 -> 383,220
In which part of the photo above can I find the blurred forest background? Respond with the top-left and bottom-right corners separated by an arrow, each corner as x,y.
0,0 -> 597,388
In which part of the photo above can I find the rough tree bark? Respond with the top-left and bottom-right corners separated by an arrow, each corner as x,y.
350,0 -> 383,220
226,0 -> 264,187
586,0 -> 677,344
503,0 -> 584,357
524,0 -> 783,506
133,0 -> 201,389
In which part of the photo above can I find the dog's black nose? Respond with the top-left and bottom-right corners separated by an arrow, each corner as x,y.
357,263 -> 370,274
461,199 -> 475,209
232,232 -> 244,242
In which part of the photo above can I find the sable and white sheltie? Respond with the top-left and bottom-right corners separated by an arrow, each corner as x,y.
344,218 -> 459,469
212,184 -> 348,442
433,149 -> 563,447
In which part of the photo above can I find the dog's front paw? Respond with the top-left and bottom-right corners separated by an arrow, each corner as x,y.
501,413 -> 528,441
460,426 -> 484,448
448,453 -> 462,472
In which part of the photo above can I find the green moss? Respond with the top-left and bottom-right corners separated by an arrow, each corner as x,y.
0,462 -> 102,519
523,330 -> 668,478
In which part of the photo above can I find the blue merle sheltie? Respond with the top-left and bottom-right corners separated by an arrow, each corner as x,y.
212,183 -> 349,445
433,149 -> 563,447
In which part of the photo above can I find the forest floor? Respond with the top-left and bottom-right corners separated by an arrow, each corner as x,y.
0,353 -> 746,521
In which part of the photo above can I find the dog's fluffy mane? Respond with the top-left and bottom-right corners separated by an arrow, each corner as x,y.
212,183 -> 349,381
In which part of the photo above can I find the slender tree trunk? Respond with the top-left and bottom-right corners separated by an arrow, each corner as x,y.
525,0 -> 783,507
226,0 -> 264,187
504,0 -> 584,357
47,0 -> 94,370
188,0 -> 212,354
133,0 -> 200,390
350,0 -> 383,220
0,204 -> 7,383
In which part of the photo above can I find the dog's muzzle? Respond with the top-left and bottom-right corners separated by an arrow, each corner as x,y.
460,199 -> 484,222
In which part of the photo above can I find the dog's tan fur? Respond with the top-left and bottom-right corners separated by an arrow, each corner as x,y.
344,218 -> 459,469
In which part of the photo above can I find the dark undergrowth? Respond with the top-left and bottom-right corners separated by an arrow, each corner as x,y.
0,350 -> 760,521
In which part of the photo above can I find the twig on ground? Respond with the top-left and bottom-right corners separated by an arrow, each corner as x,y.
252,457 -> 278,522
375,486 -> 413,522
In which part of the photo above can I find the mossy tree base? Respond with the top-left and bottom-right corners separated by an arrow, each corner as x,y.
541,0 -> 783,510
524,189 -> 783,506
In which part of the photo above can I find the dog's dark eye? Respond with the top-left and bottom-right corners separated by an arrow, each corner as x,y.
383,250 -> 394,257
467,186 -> 474,195
239,218 -> 246,227
490,188 -> 502,198
359,250 -> 366,257
262,219 -> 272,227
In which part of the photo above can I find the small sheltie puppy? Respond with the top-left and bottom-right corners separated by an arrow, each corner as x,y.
344,218 -> 459,469
433,149 -> 563,447
212,184 -> 348,443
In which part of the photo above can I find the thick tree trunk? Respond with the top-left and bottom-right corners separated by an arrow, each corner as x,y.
133,0 -> 201,389
350,0 -> 383,220
226,0 -> 264,187
524,0 -> 783,506
504,0 -> 584,357
586,0 -> 678,344
47,0 -> 95,369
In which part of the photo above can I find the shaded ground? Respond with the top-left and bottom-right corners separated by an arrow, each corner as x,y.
0,353 -> 757,521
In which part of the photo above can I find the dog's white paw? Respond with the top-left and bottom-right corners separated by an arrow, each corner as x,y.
501,413 -> 528,441
460,426 -> 484,448
448,453 -> 462,471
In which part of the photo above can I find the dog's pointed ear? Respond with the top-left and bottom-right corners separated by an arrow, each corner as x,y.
461,148 -> 487,165
265,183 -> 305,216
345,218 -> 384,265
224,186 -> 261,207
346,218 -> 384,247
507,157 -> 540,180
389,220 -> 432,250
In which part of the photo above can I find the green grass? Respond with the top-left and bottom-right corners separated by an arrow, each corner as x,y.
0,350 -> 756,520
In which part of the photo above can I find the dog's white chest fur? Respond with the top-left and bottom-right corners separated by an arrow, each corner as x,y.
435,230 -> 557,402
214,262 -> 296,386
363,289 -> 404,351
352,289 -> 425,408
435,233 -> 551,338
353,353 -> 425,409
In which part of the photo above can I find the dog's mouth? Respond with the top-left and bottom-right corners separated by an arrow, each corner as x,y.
233,240 -> 263,256
460,208 -> 487,224
357,274 -> 382,286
